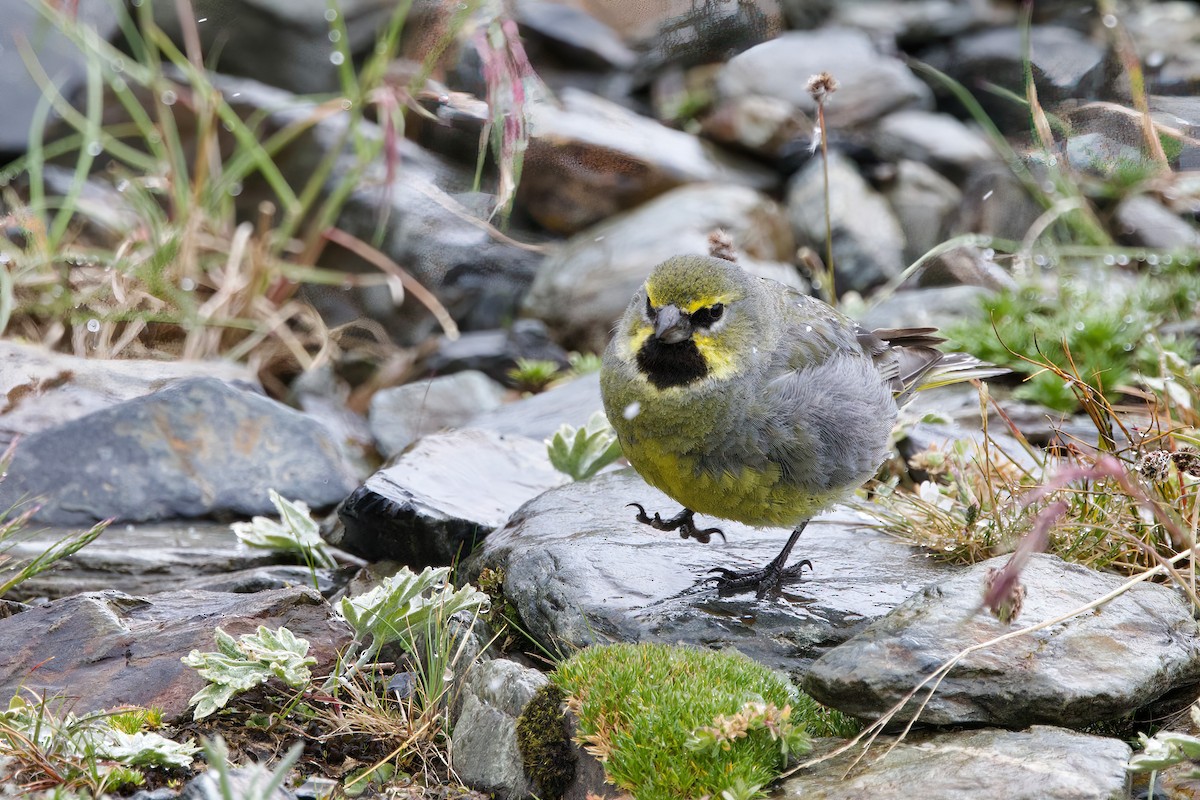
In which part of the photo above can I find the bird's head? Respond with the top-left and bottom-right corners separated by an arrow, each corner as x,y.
622,255 -> 757,390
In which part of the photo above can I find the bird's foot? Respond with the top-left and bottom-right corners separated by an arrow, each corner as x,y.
627,503 -> 725,544
709,558 -> 813,599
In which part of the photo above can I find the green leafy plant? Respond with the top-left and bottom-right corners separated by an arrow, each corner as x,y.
553,643 -> 853,800
945,269 -> 1198,412
1129,700 -> 1200,800
181,626 -> 316,720
196,735 -> 303,800
329,565 -> 488,689
0,692 -> 197,794
546,411 -> 623,481
231,490 -> 338,588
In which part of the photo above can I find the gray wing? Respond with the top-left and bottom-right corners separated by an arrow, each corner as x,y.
755,353 -> 899,494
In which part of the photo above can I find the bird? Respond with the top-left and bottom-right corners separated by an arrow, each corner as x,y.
599,254 -> 1002,599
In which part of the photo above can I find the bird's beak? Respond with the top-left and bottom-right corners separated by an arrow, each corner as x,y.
653,304 -> 691,344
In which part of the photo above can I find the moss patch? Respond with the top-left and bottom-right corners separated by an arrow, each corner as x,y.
552,643 -> 851,800
515,683 -> 576,799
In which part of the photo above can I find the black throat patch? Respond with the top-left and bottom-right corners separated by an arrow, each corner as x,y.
636,337 -> 709,389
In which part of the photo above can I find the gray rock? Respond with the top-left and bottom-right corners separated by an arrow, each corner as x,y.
881,160 -> 963,266
1148,96 -> 1200,170
871,111 -> 997,178
1114,195 -> 1200,250
519,87 -> 779,233
777,0 -> 834,30
787,151 -> 905,294
466,469 -> 955,673
716,29 -> 933,130
700,94 -> 812,161
946,161 -> 1043,242
831,0 -> 1014,47
521,182 -> 800,353
923,26 -> 1105,131
781,726 -> 1131,800
181,565 -> 353,597
515,0 -> 636,71
632,0 -> 781,80
424,320 -> 571,387
909,245 -> 1018,291
1127,3 -> 1200,98
0,340 -> 258,449
329,428 -> 567,567
369,371 -> 508,459
0,2 -> 122,156
805,553 -> 1200,728
0,586 -> 350,720
857,285 -> 996,333
0,377 -> 356,526
152,0 -> 394,94
4,522 -> 288,602
451,658 -> 548,799
473,373 -> 604,441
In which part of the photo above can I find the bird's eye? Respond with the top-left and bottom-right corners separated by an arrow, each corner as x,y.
691,303 -> 724,328
645,295 -> 657,320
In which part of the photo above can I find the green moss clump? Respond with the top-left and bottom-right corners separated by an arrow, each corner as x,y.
515,683 -> 576,799
551,643 -> 850,800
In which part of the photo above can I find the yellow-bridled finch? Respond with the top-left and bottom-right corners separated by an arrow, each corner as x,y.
600,254 -> 1001,598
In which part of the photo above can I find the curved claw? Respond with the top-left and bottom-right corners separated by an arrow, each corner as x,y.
690,526 -> 726,544
626,502 -> 653,525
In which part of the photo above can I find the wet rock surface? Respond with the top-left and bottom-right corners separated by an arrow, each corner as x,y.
466,469 -> 956,673
1,341 -> 258,448
782,726 -> 1132,800
521,182 -> 800,353
0,377 -> 357,526
330,428 -> 567,567
805,554 -> 1200,728
0,586 -> 349,720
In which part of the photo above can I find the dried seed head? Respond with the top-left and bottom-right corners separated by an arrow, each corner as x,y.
983,565 -> 1026,624
807,71 -> 839,103
1136,450 -> 1173,482
707,229 -> 737,262
1173,450 -> 1200,478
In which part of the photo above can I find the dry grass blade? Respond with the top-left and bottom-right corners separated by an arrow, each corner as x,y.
322,226 -> 459,340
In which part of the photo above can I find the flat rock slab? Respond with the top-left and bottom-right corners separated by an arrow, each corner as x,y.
781,726 -> 1131,800
465,469 -> 955,672
4,522 -> 283,601
0,587 -> 350,720
0,377 -> 357,526
805,554 -> 1200,728
330,428 -> 568,567
0,341 -> 257,448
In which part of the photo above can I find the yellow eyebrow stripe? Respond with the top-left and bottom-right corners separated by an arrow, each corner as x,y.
643,289 -> 733,313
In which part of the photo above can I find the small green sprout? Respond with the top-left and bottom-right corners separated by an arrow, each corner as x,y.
232,490 -> 338,570
1129,701 -> 1200,777
546,411 -> 623,481
181,626 -> 316,721
507,358 -> 564,393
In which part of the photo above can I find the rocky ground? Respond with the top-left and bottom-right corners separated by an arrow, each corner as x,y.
3,0 -> 1200,798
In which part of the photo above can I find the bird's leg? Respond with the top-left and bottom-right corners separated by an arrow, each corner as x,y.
709,520 -> 812,599
627,503 -> 725,544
